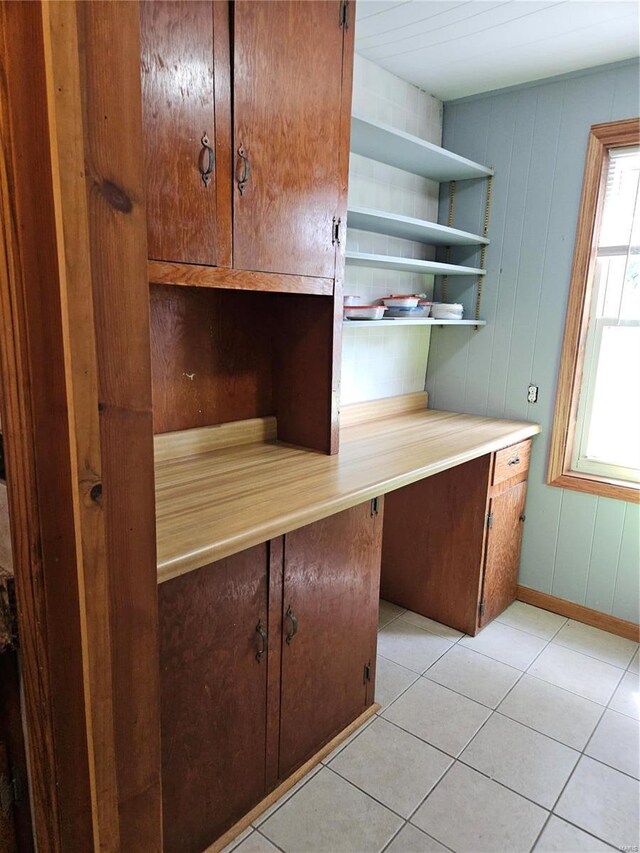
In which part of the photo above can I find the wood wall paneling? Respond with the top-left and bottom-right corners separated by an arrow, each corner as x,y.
428,61 -> 640,622
232,0 -> 345,279
158,546 -> 270,853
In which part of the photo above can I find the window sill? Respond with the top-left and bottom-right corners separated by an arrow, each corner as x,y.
549,470 -> 640,503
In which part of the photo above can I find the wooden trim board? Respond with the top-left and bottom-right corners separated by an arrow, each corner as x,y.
154,417 -> 278,464
548,118 -> 640,504
340,391 -> 428,428
148,260 -> 334,296
517,586 -> 640,642
208,704 -> 380,853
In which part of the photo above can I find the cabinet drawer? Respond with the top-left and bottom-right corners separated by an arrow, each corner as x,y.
492,440 -> 531,486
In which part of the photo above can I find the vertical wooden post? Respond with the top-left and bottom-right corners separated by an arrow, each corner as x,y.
0,2 -> 161,850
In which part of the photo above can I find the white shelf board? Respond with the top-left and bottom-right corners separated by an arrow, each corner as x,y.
344,319 -> 486,327
351,115 -> 493,182
347,206 -> 488,247
345,251 -> 484,276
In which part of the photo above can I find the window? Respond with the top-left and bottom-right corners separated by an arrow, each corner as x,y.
549,118 -> 640,502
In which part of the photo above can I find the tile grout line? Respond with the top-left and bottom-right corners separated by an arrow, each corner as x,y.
253,605 -> 637,853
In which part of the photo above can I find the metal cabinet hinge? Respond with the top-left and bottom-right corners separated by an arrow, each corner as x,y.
363,661 -> 371,683
370,496 -> 379,517
486,512 -> 493,530
339,0 -> 349,28
479,601 -> 485,618
332,216 -> 341,246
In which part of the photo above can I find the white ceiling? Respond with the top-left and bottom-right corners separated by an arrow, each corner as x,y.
355,0 -> 640,100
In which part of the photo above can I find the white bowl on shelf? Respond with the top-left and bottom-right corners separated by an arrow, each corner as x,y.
382,295 -> 420,308
344,305 -> 387,320
431,302 -> 464,320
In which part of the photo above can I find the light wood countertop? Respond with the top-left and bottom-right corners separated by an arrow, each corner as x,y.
155,395 -> 540,583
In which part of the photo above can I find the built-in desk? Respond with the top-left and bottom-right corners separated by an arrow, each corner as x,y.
154,393 -> 540,852
155,392 -> 540,583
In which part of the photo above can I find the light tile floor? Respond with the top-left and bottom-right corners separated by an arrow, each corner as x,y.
225,601 -> 640,853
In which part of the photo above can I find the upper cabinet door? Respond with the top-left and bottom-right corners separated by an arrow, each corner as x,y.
233,0 -> 354,279
141,1 -> 232,267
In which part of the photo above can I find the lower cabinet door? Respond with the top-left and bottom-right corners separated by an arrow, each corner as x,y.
279,500 -> 383,779
158,545 -> 269,853
480,481 -> 528,627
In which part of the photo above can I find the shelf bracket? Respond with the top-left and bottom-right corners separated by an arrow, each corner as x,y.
475,174 -> 493,328
440,180 -> 456,303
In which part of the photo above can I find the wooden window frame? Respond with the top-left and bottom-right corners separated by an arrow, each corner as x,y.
548,118 -> 640,504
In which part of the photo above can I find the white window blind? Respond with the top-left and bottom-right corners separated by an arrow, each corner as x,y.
571,145 -> 640,483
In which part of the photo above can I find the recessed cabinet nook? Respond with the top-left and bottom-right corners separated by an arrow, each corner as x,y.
138,2 -> 539,850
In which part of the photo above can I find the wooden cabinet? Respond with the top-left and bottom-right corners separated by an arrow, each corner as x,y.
158,544 -> 270,853
140,0 -> 232,268
279,500 -> 383,778
159,499 -> 382,851
141,0 -> 354,289
233,0 -> 350,280
381,441 -> 531,636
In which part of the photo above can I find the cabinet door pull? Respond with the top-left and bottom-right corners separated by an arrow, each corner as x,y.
519,513 -> 526,523
507,456 -> 521,466
199,133 -> 214,187
285,605 -> 298,645
255,620 -> 268,661
236,145 -> 251,195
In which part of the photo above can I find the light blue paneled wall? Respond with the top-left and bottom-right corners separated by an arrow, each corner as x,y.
426,61 -> 640,623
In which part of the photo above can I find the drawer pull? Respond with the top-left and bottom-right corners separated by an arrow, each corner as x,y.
199,133 -> 214,187
237,145 -> 251,195
285,605 -> 298,645
255,620 -> 268,662
508,456 -> 521,466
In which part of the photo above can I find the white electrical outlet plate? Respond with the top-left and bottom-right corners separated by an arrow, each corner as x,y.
528,384 -> 538,403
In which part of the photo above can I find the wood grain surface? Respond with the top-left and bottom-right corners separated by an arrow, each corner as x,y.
75,3 -> 162,847
159,545 -> 270,853
480,481 -> 528,627
155,402 -> 540,582
492,438 -> 531,486
381,456 -> 491,635
233,0 -> 346,278
150,284 -> 275,433
0,4 -> 91,848
141,1 -> 232,266
272,293 -> 339,453
279,501 -> 382,778
148,260 -> 334,296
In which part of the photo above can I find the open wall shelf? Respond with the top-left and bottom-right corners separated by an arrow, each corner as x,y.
344,318 -> 486,328
351,115 -> 493,182
345,251 -> 484,276
347,206 -> 488,248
